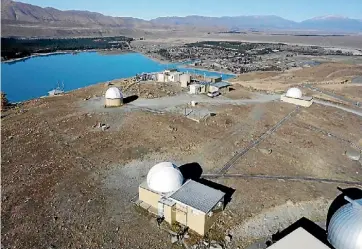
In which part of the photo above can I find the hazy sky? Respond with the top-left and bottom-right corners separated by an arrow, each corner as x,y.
17,0 -> 362,21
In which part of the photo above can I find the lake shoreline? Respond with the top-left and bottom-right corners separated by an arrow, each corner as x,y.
2,48 -> 134,63
3,50 -> 236,103
3,48 -> 236,77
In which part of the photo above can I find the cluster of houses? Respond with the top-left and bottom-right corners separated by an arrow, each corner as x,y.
137,69 -> 231,96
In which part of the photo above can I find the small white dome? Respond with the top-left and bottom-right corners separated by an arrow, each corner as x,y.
105,87 -> 123,99
147,162 -> 184,193
286,87 -> 302,99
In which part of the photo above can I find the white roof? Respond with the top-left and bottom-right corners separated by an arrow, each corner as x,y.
169,180 -> 225,213
147,162 -> 184,193
286,87 -> 302,99
105,87 -> 123,99
268,228 -> 330,249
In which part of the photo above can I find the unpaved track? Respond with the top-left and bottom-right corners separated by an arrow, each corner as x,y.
314,100 -> 362,117
128,93 -> 280,110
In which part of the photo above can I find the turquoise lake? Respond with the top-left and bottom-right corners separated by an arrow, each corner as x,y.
1,52 -> 233,102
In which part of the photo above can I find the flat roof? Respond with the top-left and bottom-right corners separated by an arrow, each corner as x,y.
268,228 -> 330,249
169,180 -> 225,213
211,82 -> 231,88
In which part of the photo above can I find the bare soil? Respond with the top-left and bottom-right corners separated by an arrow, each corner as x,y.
2,72 -> 362,249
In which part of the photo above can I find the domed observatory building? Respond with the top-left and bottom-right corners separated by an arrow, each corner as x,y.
327,196 -> 362,249
280,87 -> 313,107
138,162 -> 226,235
105,87 -> 123,107
267,194 -> 362,249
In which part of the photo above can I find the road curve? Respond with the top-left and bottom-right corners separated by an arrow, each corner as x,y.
314,99 -> 362,117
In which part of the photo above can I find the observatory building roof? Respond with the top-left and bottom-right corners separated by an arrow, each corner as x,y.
327,197 -> 362,249
169,180 -> 225,213
105,87 -> 123,99
147,162 -> 184,193
286,87 -> 302,99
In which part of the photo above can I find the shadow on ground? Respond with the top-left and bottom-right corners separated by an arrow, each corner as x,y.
179,162 -> 203,180
123,95 -> 138,104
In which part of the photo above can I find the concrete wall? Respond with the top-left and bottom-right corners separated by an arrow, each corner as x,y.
180,74 -> 191,88
190,84 -> 201,94
200,85 -> 208,93
138,187 -> 161,209
175,203 -> 188,226
173,203 -> 207,235
164,204 -> 176,224
169,73 -> 181,82
157,73 -> 165,82
186,206 -> 206,235
105,98 -> 123,107
280,95 -> 313,107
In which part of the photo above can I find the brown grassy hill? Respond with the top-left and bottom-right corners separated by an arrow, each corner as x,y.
1,0 -> 164,37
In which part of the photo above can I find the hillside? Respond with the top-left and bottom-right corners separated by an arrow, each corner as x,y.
2,0 -> 362,37
151,15 -> 297,30
1,0 -> 163,37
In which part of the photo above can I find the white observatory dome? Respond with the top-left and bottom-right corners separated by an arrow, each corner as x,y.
286,87 -> 302,99
327,197 -> 362,249
147,162 -> 184,193
105,87 -> 123,99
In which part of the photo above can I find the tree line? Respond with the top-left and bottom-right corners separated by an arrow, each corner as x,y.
1,36 -> 134,60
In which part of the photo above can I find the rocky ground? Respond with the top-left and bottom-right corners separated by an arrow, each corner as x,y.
1,64 -> 362,249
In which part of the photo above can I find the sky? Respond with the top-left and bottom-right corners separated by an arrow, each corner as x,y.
17,0 -> 362,21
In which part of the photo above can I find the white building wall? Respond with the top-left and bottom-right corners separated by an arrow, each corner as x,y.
157,73 -> 165,82
190,84 -> 201,94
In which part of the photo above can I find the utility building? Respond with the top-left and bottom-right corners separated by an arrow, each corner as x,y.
189,84 -> 201,94
180,74 -> 191,88
137,162 -> 226,235
168,72 -> 182,82
280,87 -> 313,107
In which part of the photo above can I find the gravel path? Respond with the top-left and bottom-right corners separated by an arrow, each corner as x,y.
314,100 -> 362,117
129,93 -> 280,110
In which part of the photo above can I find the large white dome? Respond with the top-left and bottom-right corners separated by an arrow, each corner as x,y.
147,162 -> 184,193
286,87 -> 302,99
105,87 -> 123,99
327,197 -> 362,249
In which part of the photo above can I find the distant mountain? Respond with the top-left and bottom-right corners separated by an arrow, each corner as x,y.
1,0 -> 162,37
2,0 -> 362,37
151,15 -> 297,30
1,0 -> 155,27
152,15 -> 362,32
300,16 -> 362,32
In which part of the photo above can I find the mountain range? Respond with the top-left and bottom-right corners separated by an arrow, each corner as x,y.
152,15 -> 362,32
2,0 -> 362,37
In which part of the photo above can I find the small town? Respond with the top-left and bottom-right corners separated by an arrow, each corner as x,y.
135,41 -> 359,74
